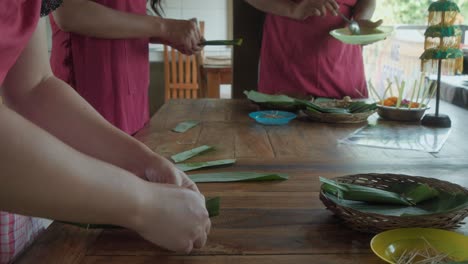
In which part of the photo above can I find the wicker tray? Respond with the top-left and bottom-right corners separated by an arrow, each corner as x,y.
320,173 -> 468,234
303,100 -> 375,124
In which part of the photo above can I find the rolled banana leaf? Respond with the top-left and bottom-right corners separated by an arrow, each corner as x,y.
190,172 -> 288,183
58,197 -> 221,229
323,191 -> 468,217
320,177 -> 413,205
176,159 -> 236,172
172,121 -> 200,133
171,145 -> 214,163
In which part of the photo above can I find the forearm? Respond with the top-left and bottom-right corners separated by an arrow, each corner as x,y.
4,76 -> 154,177
244,0 -> 298,18
353,0 -> 376,20
53,0 -> 166,39
0,105 -> 144,228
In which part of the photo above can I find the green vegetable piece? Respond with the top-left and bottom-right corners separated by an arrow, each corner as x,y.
172,121 -> 200,133
190,172 -> 289,183
171,145 -> 213,163
176,159 -> 236,172
206,197 -> 221,217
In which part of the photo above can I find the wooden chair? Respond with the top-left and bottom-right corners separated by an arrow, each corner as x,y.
163,21 -> 205,101
163,45 -> 200,101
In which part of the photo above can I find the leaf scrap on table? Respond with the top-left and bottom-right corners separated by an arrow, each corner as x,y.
172,120 -> 200,133
171,145 -> 214,163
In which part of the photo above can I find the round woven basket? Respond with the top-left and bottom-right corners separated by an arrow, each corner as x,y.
303,100 -> 375,124
303,109 -> 375,123
320,173 -> 468,234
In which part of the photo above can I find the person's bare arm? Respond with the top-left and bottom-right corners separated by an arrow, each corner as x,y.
352,0 -> 376,20
2,19 -> 199,191
53,0 -> 202,53
0,19 -> 210,253
245,0 -> 338,20
2,20 -> 155,179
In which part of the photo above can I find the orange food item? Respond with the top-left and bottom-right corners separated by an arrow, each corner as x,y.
380,97 -> 399,107
408,102 -> 420,108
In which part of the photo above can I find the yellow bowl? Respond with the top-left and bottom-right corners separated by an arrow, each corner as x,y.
330,26 -> 394,45
371,228 -> 468,264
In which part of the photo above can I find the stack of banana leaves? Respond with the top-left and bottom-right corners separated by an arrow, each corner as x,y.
320,177 -> 468,217
244,90 -> 376,114
244,90 -> 304,110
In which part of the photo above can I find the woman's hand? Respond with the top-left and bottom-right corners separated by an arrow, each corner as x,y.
153,18 -> 203,55
131,183 -> 211,253
289,0 -> 339,20
142,154 -> 199,193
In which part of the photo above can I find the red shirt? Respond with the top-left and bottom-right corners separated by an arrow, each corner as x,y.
258,0 -> 368,99
49,0 -> 150,135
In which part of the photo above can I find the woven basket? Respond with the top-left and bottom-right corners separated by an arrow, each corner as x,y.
303,100 -> 375,124
320,173 -> 468,234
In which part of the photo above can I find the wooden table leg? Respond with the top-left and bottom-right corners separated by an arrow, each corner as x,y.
206,71 -> 221,98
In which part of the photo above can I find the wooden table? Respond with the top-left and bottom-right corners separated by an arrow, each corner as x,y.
16,99 -> 468,264
201,65 -> 232,98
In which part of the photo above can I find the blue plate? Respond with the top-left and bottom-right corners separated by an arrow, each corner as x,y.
249,110 -> 297,125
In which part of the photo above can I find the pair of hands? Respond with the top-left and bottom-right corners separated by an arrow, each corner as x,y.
289,0 -> 382,30
153,18 -> 204,55
130,153 -> 211,253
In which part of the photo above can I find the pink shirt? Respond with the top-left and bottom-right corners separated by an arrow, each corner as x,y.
0,0 -> 40,84
50,0 -> 150,135
258,0 -> 368,99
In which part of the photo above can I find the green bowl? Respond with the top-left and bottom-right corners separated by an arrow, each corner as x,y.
330,26 -> 394,45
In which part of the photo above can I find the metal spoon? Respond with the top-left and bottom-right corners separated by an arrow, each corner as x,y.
337,10 -> 360,35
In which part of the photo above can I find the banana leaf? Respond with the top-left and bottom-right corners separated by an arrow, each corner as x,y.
58,197 -> 221,229
201,38 -> 243,46
171,145 -> 213,163
323,190 -> 468,217
321,178 -> 440,206
190,172 -> 288,183
172,121 -> 200,133
176,159 -> 236,172
296,99 -> 350,114
386,182 -> 440,205
348,102 -> 377,113
244,90 -> 297,104
320,177 -> 413,205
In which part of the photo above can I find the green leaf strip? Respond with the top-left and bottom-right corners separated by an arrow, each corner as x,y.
176,159 -> 236,172
201,38 -> 243,46
171,145 -> 213,163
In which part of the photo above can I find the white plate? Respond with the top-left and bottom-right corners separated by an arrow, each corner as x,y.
330,26 -> 394,45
